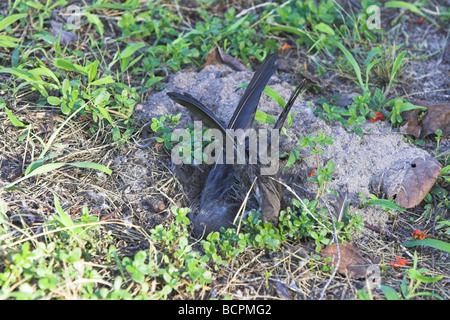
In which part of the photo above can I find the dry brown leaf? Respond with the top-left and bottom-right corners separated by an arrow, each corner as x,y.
200,47 -> 249,71
381,155 -> 442,208
419,103 -> 450,138
400,101 -> 450,138
399,109 -> 421,138
321,242 -> 372,279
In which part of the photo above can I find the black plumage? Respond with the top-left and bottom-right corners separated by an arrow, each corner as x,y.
167,53 -> 305,237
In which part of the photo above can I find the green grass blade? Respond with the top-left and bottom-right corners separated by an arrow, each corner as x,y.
407,292 -> 444,300
334,41 -> 364,92
385,1 -> 425,17
88,60 -> 99,84
68,162 -> 112,175
314,22 -> 335,36
2,163 -> 66,189
89,75 -> 114,86
365,198 -> 406,212
406,268 -> 443,283
96,105 -> 113,125
0,35 -> 21,48
390,50 -> 406,83
54,58 -> 88,75
53,193 -> 74,227
223,14 -> 248,35
263,86 -> 286,108
403,239 -> 450,253
24,152 -> 58,176
4,107 -> 27,127
365,57 -> 382,87
380,285 -> 402,300
119,43 -> 146,59
385,2 -> 440,28
0,67 -> 49,97
2,161 -> 111,190
255,110 -> 276,125
39,103 -> 86,159
266,24 -> 305,36
236,83 -> 287,109
29,67 -> 61,86
84,10 -> 104,37
0,13 -> 27,31
284,149 -> 299,171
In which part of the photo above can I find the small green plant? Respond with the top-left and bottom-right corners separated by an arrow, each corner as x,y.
47,58 -> 129,123
201,210 -> 286,263
144,206 -> 212,298
47,78 -> 84,115
434,129 -> 443,154
285,130 -> 335,172
1,105 -> 112,191
319,102 -> 346,125
380,251 -> 443,300
309,159 -> 335,199
150,113 -> 182,149
315,87 -> 387,137
199,199 -> 331,257
262,0 -> 341,51
97,206 -> 213,299
151,113 -> 229,165
188,8 -> 273,65
0,197 -> 106,299
315,41 -> 427,135
285,131 -> 335,199
386,98 -> 427,125
335,212 -> 364,243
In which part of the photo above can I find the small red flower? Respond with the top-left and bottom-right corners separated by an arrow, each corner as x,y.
277,42 -> 292,52
412,229 -> 427,240
371,111 -> 385,122
416,17 -> 425,23
308,167 -> 317,178
390,255 -> 409,268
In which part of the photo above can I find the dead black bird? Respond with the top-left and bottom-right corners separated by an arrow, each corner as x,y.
167,53 -> 305,238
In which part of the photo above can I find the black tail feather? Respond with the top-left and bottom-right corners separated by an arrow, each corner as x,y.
274,79 -> 306,130
228,53 -> 278,130
166,92 -> 228,136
